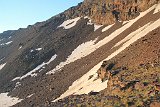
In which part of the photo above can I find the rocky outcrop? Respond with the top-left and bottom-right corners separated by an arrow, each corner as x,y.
97,61 -> 126,81
86,0 -> 159,24
62,0 -> 159,25
97,61 -> 116,81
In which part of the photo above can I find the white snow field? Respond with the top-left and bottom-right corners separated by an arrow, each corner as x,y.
0,93 -> 23,107
58,17 -> 81,29
53,4 -> 160,101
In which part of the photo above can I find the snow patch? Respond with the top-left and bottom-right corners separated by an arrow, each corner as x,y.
84,16 -> 90,19
26,94 -> 34,98
0,93 -> 23,107
20,54 -> 57,79
154,3 -> 160,14
94,24 -> 103,31
12,77 -> 21,81
5,41 -> 13,45
122,21 -> 130,25
0,63 -> 6,71
18,46 -> 22,50
35,48 -> 42,51
102,24 -> 114,32
12,82 -> 21,90
87,19 -> 93,25
14,82 -> 21,89
30,49 -> 34,52
0,41 -> 13,46
58,17 -> 81,29
0,43 -> 4,46
86,17 -> 103,31
30,48 -> 42,52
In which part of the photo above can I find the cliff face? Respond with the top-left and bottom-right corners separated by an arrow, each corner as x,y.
64,0 -> 159,25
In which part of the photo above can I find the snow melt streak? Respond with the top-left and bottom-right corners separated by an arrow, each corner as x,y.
107,19 -> 160,61
21,54 -> 57,79
102,24 -> 114,32
58,17 -> 80,29
12,54 -> 57,80
0,93 -> 23,107
0,63 -> 6,71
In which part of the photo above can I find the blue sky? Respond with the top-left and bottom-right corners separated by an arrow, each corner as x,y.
0,0 -> 83,33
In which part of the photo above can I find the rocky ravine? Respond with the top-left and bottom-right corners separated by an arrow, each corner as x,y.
0,0 -> 160,107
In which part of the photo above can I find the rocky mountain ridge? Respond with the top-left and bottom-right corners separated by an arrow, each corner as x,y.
62,0 -> 159,24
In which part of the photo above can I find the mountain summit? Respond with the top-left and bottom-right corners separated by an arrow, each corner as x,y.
0,0 -> 160,107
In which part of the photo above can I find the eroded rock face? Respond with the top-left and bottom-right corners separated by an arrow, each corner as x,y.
63,0 -> 159,25
87,0 -> 159,24
97,61 -> 116,81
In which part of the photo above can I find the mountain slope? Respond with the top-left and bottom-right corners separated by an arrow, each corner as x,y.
51,24 -> 160,107
53,4 -> 160,102
0,0 -> 160,107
